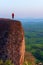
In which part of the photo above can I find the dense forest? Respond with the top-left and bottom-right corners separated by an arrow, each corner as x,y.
21,20 -> 43,63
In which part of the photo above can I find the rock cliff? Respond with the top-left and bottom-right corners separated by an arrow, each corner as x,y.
0,18 -> 25,65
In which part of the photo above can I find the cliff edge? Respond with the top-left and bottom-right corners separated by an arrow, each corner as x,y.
0,18 -> 25,65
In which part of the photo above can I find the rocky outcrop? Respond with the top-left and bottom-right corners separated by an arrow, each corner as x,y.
0,18 -> 25,65
25,52 -> 35,65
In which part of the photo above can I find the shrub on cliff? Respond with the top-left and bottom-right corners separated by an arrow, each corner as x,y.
23,60 -> 32,65
0,60 -> 14,65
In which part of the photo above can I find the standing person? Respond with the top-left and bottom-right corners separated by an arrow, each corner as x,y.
12,13 -> 14,20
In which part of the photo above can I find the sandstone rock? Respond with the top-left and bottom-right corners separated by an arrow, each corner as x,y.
0,18 -> 25,65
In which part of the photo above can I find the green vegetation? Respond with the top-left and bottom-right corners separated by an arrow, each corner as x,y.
23,61 -> 32,65
0,60 -> 14,65
23,60 -> 32,65
0,59 -> 32,65
22,21 -> 43,63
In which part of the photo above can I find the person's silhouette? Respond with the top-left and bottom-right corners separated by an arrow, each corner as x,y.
12,13 -> 14,20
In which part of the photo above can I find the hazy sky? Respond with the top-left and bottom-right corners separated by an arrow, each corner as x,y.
0,0 -> 43,19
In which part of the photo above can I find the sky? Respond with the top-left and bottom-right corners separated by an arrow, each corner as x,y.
0,0 -> 43,19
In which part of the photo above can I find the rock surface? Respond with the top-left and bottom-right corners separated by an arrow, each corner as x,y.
25,52 -> 35,65
0,18 -> 25,65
